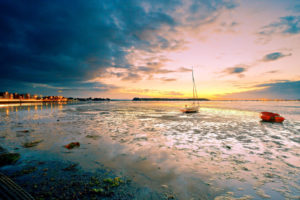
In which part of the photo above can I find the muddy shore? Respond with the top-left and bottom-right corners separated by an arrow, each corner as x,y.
0,101 -> 299,199
0,144 -> 176,200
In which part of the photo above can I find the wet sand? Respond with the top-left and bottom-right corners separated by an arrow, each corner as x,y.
0,101 -> 299,199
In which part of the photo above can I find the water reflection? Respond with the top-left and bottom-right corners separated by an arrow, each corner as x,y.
0,102 -> 67,115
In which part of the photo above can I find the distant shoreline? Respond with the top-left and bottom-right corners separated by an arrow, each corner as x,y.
0,99 -> 67,104
131,98 -> 300,101
132,98 -> 210,101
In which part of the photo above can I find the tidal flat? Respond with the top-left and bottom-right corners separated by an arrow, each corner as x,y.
0,101 -> 299,199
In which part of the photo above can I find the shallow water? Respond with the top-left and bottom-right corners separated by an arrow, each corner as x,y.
0,101 -> 299,199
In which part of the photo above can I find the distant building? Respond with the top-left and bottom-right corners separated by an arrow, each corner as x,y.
14,93 -> 20,99
0,92 -> 11,99
0,91 -> 68,101
3,92 -> 9,99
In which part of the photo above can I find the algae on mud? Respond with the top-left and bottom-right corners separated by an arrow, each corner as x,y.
0,146 -> 23,168
0,151 -> 20,166
23,140 -> 43,148
0,159 -> 172,200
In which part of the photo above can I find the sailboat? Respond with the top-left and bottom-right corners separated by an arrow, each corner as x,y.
180,68 -> 199,113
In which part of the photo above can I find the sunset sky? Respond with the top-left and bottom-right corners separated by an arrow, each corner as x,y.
1,0 -> 299,99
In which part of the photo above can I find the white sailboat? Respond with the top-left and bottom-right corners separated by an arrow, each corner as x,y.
180,68 -> 199,113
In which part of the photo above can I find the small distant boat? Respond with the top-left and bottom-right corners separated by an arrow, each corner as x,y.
180,105 -> 198,113
260,112 -> 285,123
181,67 -> 199,113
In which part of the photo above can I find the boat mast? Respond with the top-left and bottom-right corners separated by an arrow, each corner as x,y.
192,67 -> 198,105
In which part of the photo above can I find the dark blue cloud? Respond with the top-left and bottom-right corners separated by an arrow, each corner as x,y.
262,52 -> 291,62
0,0 -> 237,96
223,80 -> 300,99
292,4 -> 300,13
255,81 -> 300,99
0,79 -> 117,97
232,67 -> 245,73
189,0 -> 236,14
259,15 -> 300,35
221,65 -> 248,78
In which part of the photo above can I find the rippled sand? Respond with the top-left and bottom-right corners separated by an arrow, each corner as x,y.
0,101 -> 299,199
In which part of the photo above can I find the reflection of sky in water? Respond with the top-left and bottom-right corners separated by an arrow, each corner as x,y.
0,101 -> 299,199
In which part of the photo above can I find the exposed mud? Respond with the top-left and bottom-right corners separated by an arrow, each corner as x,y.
0,101 -> 299,199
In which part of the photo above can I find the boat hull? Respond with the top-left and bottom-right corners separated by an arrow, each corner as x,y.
180,106 -> 198,113
260,112 -> 285,123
